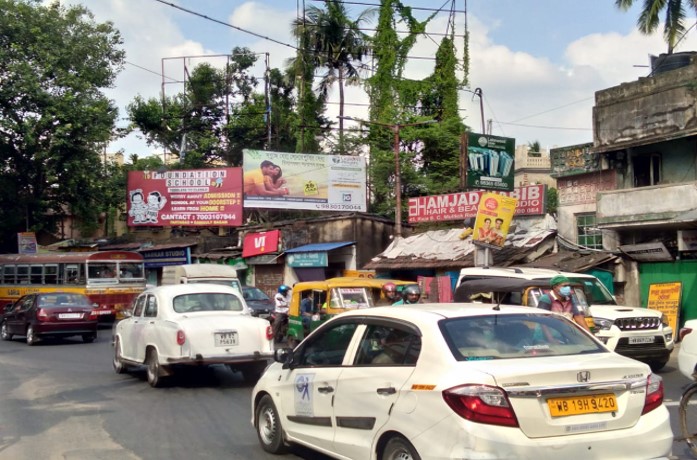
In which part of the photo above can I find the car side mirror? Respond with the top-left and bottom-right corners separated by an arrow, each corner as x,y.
3,304 -> 13,313
120,310 -> 133,319
275,348 -> 294,367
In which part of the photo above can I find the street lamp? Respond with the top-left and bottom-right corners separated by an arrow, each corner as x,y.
339,116 -> 437,238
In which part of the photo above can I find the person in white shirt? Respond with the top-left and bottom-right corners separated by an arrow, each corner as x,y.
272,284 -> 291,341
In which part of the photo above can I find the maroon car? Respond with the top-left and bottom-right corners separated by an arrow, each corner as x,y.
1,292 -> 98,345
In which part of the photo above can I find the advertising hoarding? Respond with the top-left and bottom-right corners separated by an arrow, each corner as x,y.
243,149 -> 367,211
466,133 -> 515,191
127,168 -> 243,227
472,193 -> 518,250
242,230 -> 281,258
646,282 -> 682,336
408,184 -> 545,223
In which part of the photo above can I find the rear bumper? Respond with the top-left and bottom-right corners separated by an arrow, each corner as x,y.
35,322 -> 98,336
166,351 -> 273,366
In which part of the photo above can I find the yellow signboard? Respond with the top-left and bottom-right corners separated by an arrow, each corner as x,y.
473,192 -> 518,250
646,282 -> 682,334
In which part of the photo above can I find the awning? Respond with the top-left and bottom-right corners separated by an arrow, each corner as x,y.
284,241 -> 354,253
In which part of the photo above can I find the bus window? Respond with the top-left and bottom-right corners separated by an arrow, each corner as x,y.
88,263 -> 117,280
119,262 -> 144,279
2,265 -> 15,284
17,265 -> 29,284
64,265 -> 80,284
30,265 -> 43,284
44,265 -> 58,284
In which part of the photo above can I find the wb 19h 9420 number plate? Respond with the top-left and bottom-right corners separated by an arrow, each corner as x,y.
547,393 -> 617,417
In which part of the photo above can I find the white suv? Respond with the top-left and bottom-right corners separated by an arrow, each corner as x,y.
456,266 -> 674,371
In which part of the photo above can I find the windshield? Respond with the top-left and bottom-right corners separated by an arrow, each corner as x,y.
172,293 -> 244,313
187,279 -> 242,293
39,293 -> 91,307
329,287 -> 373,310
568,277 -> 616,305
243,287 -> 270,301
441,313 -> 606,361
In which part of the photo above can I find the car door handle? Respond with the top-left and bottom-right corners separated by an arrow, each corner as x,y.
318,385 -> 334,394
377,387 -> 396,395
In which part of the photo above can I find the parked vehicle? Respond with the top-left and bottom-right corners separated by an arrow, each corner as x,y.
1,292 -> 98,345
160,263 -> 242,293
241,286 -> 274,319
456,267 -> 674,371
252,303 -> 672,459
286,277 -> 414,345
679,320 -> 697,380
112,284 -> 273,387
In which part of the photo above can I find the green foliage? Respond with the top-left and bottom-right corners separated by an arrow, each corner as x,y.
615,0 -> 697,53
546,187 -> 558,215
0,0 -> 125,250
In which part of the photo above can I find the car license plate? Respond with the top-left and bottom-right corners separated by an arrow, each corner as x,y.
215,331 -> 238,346
96,310 -> 112,315
547,393 -> 617,417
58,313 -> 82,319
629,336 -> 655,344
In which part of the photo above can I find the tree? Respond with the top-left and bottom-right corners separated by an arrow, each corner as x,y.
0,0 -> 125,250
292,1 -> 374,154
615,0 -> 697,53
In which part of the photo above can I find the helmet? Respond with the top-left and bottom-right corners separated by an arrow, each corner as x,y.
382,282 -> 397,293
403,285 -> 421,298
278,284 -> 290,294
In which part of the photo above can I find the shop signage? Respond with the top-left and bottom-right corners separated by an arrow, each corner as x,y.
619,242 -> 673,261
18,232 -> 37,254
242,230 -> 280,258
408,184 -> 544,223
287,252 -> 328,268
141,247 -> 190,268
646,282 -> 682,335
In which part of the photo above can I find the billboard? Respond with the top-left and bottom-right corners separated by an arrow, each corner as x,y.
127,168 -> 243,227
473,193 -> 518,250
243,149 -> 367,211
408,184 -> 545,223
467,133 -> 515,191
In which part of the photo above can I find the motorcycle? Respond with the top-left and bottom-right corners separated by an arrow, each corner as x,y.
269,311 -> 288,343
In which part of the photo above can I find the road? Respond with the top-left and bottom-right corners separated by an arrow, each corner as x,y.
0,327 -> 693,460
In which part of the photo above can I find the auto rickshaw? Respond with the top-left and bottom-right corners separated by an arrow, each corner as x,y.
286,277 -> 414,345
453,277 -> 596,331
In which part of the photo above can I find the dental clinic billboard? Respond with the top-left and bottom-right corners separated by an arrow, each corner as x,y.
408,184 -> 545,223
243,149 -> 367,211
127,168 -> 243,227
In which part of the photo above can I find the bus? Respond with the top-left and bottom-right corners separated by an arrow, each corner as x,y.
0,251 -> 146,322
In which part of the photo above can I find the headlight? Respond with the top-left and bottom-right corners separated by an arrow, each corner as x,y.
594,317 -> 614,330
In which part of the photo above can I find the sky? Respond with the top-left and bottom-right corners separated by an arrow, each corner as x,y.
58,0 -> 697,158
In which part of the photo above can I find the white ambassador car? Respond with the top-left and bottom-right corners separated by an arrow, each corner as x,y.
251,304 -> 673,460
113,284 -> 274,387
678,319 -> 697,380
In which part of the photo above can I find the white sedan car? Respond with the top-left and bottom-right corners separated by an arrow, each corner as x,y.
113,284 -> 274,387
251,303 -> 672,460
679,319 -> 697,381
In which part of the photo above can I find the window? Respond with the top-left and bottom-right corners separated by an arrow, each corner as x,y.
2,265 -> 15,284
16,265 -> 29,284
577,214 -> 603,250
354,325 -> 422,366
64,264 -> 80,284
298,323 -> 358,366
30,265 -> 43,284
133,295 -> 146,317
144,296 -> 157,317
633,153 -> 661,187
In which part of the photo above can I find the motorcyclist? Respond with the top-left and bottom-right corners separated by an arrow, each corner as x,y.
272,284 -> 291,341
376,282 -> 399,306
392,285 -> 422,305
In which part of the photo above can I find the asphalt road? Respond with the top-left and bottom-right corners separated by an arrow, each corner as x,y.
0,326 -> 693,460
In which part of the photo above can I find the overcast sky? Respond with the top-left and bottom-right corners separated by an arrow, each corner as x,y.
59,0 -> 697,157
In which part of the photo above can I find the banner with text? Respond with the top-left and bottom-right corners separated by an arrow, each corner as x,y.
466,133 -> 515,191
408,184 -> 545,223
243,149 -> 367,211
127,168 -> 243,227
472,193 -> 518,250
242,230 -> 281,258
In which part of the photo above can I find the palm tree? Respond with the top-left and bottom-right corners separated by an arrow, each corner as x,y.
291,1 -> 375,153
616,0 -> 697,53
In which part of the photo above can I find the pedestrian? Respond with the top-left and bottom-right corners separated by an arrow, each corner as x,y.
272,284 -> 291,341
537,275 -> 591,332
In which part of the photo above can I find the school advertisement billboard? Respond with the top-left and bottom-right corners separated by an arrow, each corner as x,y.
126,168 -> 243,227
467,133 -> 515,191
243,149 -> 367,211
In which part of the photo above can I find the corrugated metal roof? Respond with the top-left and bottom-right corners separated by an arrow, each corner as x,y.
285,241 -> 354,253
363,217 -> 557,270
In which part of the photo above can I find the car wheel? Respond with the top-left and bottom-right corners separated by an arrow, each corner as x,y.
255,394 -> 287,454
649,360 -> 668,372
112,338 -> 130,374
82,333 -> 96,343
382,436 -> 421,460
26,325 -> 38,346
146,348 -> 164,387
1,321 -> 12,341
241,362 -> 268,384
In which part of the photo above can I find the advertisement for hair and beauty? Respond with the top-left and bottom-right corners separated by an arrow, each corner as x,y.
243,149 -> 367,211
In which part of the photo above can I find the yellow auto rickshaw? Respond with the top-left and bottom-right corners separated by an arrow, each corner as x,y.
286,277 -> 414,345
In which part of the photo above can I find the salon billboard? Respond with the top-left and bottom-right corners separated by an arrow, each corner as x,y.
243,149 -> 367,211
126,168 -> 243,227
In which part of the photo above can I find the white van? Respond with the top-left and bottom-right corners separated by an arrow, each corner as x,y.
161,264 -> 242,293
456,266 -> 674,371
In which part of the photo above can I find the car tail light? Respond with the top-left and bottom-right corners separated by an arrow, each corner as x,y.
88,310 -> 98,320
265,325 -> 273,341
176,330 -> 186,346
36,308 -> 49,321
680,327 -> 693,342
642,373 -> 664,415
442,384 -> 519,427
